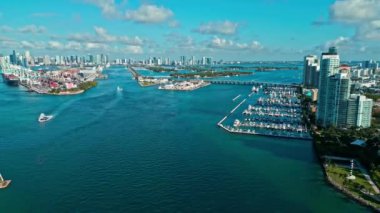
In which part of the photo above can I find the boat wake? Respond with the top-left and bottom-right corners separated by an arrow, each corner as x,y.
65,90 -> 123,132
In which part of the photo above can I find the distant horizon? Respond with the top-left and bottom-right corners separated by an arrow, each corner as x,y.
1,0 -> 380,61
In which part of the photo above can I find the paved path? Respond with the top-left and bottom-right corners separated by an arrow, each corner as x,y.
324,155 -> 380,194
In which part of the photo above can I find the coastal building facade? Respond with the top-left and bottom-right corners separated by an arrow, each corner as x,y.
316,47 -> 374,128
347,94 -> 373,128
303,55 -> 320,88
326,73 -> 351,127
316,47 -> 340,127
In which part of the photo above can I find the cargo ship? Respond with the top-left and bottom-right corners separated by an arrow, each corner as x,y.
2,73 -> 19,86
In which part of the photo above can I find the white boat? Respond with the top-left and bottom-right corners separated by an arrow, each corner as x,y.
117,86 -> 123,92
0,173 -> 11,189
38,113 -> 53,123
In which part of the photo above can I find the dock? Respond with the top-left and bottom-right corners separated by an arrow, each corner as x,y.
217,84 -> 311,140
205,80 -> 297,88
127,66 -> 140,79
232,94 -> 241,102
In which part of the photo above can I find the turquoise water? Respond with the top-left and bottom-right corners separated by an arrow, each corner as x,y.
0,66 -> 369,212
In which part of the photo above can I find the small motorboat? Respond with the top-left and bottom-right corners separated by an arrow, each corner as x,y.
0,173 -> 11,189
38,113 -> 53,123
117,86 -> 123,92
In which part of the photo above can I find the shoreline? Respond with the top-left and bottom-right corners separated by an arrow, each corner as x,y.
307,120 -> 380,210
313,146 -> 380,212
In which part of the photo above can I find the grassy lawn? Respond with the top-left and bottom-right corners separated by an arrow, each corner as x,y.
371,169 -> 380,188
326,164 -> 380,208
139,81 -> 158,87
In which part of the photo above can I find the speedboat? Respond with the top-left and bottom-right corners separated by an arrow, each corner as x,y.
117,86 -> 123,92
0,173 -> 11,189
38,113 -> 53,123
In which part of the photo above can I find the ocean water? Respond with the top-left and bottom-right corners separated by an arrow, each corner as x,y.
0,66 -> 369,212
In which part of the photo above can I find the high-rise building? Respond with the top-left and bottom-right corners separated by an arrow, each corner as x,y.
10,50 -> 17,65
317,47 -> 340,127
303,55 -> 319,88
180,56 -> 186,66
325,72 -> 351,127
206,57 -> 213,65
347,95 -> 373,128
201,57 -> 206,65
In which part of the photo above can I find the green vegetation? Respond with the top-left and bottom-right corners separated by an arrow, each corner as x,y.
325,164 -> 380,208
181,66 -> 213,72
314,127 -> 380,167
49,81 -> 97,94
365,93 -> 380,102
139,81 -> 158,87
49,88 -> 61,94
146,66 -> 176,72
326,165 -> 375,194
373,107 -> 380,128
78,81 -> 98,90
171,71 -> 253,78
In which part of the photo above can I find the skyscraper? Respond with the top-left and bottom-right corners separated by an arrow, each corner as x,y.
180,56 -> 186,66
317,47 -> 340,127
326,72 -> 351,127
347,95 -> 373,128
303,55 -> 319,88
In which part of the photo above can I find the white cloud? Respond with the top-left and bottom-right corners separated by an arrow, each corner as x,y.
329,0 -> 380,41
19,25 -> 46,34
324,36 -> 351,48
355,20 -> 380,40
125,4 -> 174,24
20,41 -> 44,49
330,0 -> 380,23
83,0 -> 120,18
47,41 -> 63,50
209,36 -> 263,51
66,41 -> 82,50
0,25 -> 13,33
196,21 -> 239,35
125,45 -> 143,54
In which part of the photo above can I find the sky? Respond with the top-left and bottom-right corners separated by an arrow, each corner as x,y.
0,0 -> 380,61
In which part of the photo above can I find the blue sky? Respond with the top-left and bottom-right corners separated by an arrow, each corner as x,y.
0,0 -> 379,60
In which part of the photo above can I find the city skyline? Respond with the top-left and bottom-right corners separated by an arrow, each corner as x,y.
1,0 -> 380,61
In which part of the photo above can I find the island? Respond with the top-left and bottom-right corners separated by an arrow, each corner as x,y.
170,71 -> 253,78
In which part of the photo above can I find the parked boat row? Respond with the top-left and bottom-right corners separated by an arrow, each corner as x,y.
234,119 -> 307,133
218,85 -> 310,140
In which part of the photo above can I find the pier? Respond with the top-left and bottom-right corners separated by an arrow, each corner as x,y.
218,85 -> 311,140
231,99 -> 246,114
127,66 -> 141,79
232,95 -> 241,102
205,80 -> 298,88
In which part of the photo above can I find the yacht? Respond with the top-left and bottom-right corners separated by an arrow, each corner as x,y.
38,113 -> 53,123
0,173 -> 11,189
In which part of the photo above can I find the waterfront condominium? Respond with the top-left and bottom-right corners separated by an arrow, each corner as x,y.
303,55 -> 320,88
316,47 -> 340,127
316,47 -> 374,128
326,72 -> 351,128
346,94 -> 373,128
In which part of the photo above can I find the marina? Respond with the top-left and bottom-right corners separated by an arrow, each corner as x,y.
218,85 -> 311,140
